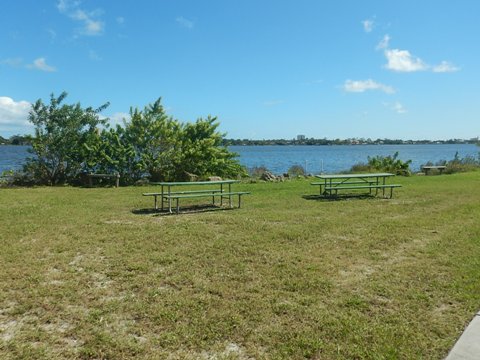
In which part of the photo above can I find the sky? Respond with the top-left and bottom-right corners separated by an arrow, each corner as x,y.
1,0 -> 479,140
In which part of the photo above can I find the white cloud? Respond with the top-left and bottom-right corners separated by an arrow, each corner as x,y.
362,19 -> 374,33
384,49 -> 428,72
393,102 -> 407,114
0,97 -> 31,127
26,58 -> 57,72
433,61 -> 460,73
379,38 -> 459,74
107,112 -> 131,127
57,0 -> 104,36
387,101 -> 407,114
376,34 -> 390,50
176,16 -> 194,29
343,79 -> 395,94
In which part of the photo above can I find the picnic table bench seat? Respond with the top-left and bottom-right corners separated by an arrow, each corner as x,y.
86,173 -> 120,187
324,184 -> 401,198
421,165 -> 447,175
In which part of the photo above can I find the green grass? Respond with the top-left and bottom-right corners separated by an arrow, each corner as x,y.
1,172 -> 480,359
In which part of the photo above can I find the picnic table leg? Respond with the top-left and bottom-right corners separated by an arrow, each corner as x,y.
220,184 -> 224,206
238,194 -> 242,208
154,195 -> 158,210
161,186 -> 164,211
115,174 -> 120,187
168,186 -> 172,213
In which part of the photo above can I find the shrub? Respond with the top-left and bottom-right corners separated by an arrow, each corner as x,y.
287,164 -> 306,177
444,152 -> 480,174
350,152 -> 412,176
0,169 -> 36,187
249,166 -> 270,178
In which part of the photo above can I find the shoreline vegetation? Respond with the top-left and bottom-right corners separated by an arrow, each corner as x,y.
224,138 -> 480,146
1,91 -> 479,186
2,135 -> 479,147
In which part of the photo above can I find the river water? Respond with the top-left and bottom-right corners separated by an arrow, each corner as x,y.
1,144 -> 478,175
230,144 -> 478,173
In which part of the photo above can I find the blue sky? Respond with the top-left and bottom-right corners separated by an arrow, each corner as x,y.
1,0 -> 479,140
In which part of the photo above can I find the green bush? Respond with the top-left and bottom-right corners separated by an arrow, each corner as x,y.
350,152 -> 412,176
445,152 -> 480,174
22,93 -> 246,185
248,166 -> 270,178
287,164 -> 306,177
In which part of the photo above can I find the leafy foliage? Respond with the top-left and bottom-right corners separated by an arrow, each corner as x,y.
173,116 -> 246,181
25,92 -> 109,185
350,152 -> 412,176
23,94 -> 245,185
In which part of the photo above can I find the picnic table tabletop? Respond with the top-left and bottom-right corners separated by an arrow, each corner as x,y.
315,173 -> 394,179
150,180 -> 240,186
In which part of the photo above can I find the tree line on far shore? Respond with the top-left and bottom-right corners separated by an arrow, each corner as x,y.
222,138 -> 479,146
10,92 -> 245,186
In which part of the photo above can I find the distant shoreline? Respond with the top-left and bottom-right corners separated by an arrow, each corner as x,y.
223,139 -> 479,146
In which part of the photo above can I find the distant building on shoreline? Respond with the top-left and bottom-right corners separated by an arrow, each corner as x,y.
297,135 -> 306,141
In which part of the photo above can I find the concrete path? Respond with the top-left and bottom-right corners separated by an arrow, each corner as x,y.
445,311 -> 480,359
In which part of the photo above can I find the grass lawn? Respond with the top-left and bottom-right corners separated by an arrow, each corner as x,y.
1,172 -> 480,359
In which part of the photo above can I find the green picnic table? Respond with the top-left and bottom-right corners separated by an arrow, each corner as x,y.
311,173 -> 402,198
143,180 -> 250,213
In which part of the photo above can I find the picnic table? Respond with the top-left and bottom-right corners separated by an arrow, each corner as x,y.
311,173 -> 401,198
143,180 -> 250,213
86,173 -> 120,187
421,165 -> 446,175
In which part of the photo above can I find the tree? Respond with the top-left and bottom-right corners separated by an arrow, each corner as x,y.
122,98 -> 181,181
26,92 -> 109,185
174,116 -> 246,180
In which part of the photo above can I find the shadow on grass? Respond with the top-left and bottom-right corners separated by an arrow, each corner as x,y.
302,194 -> 376,202
132,204 -> 236,216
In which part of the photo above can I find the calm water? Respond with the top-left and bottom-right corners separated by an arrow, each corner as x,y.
0,145 -> 31,174
0,144 -> 478,175
230,144 -> 479,174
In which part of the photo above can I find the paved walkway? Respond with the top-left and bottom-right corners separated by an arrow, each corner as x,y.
445,311 -> 480,359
